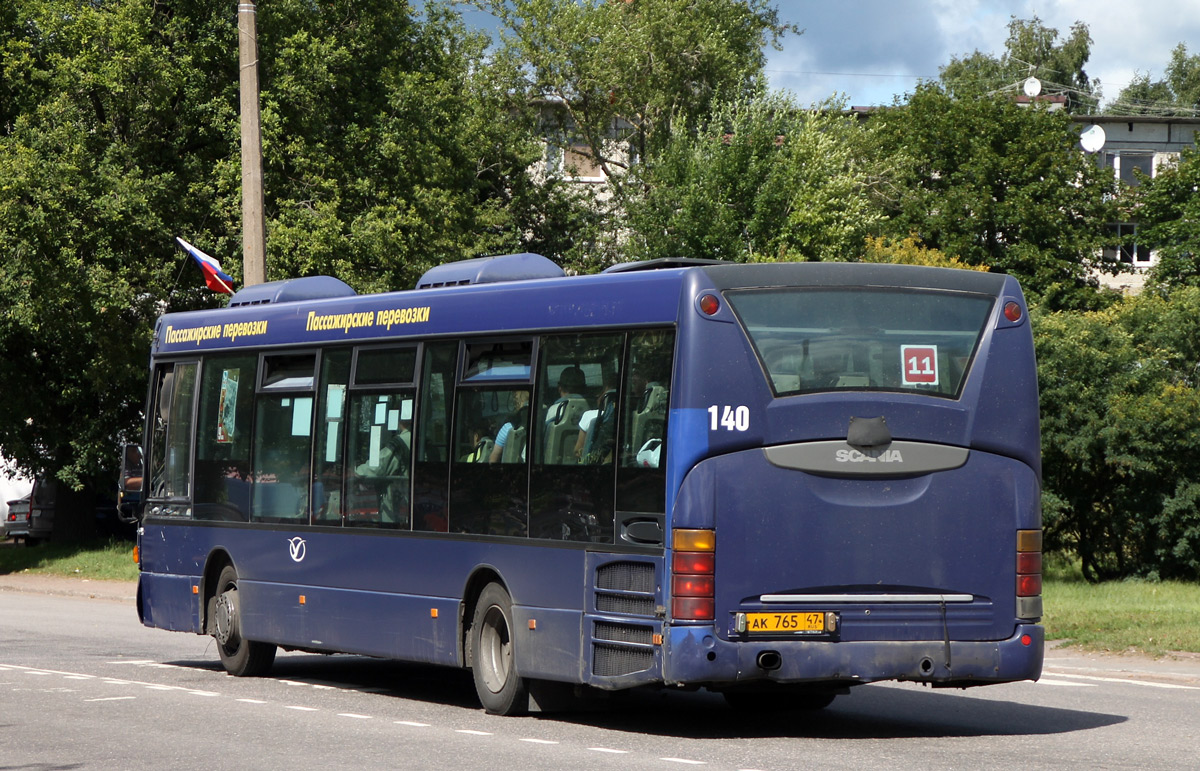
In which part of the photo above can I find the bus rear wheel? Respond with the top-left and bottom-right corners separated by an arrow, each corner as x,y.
470,583 -> 527,715
213,565 -> 276,677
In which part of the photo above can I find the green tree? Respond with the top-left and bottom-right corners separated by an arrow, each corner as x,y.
1135,145 -> 1200,290
1037,291 -> 1200,581
1109,44 -> 1200,116
477,0 -> 795,251
622,93 -> 885,263
0,0 -> 568,529
940,16 -> 1099,113
872,84 -> 1117,310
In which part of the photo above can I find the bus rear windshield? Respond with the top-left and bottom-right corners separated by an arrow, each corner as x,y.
725,287 -> 995,399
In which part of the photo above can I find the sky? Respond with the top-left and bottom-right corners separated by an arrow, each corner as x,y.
763,0 -> 1200,108
453,1 -> 1200,109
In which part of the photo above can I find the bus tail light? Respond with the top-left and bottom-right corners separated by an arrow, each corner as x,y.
672,529 -> 715,621
1016,529 -> 1042,620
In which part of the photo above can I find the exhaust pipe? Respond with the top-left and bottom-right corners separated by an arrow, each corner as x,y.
756,650 -> 782,671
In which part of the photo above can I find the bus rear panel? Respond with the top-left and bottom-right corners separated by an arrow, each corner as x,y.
661,263 -> 1042,695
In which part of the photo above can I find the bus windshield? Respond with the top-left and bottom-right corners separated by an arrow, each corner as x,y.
725,287 -> 995,398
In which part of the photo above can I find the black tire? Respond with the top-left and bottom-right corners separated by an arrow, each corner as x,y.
212,565 -> 276,677
470,583 -> 528,715
723,689 -> 837,712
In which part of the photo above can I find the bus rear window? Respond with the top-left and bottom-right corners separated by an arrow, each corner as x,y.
725,287 -> 995,398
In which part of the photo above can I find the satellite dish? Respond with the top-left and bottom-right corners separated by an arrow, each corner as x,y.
1023,77 -> 1042,97
1079,124 -> 1107,153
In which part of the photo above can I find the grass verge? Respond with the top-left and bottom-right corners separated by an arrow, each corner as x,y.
0,538 -> 139,582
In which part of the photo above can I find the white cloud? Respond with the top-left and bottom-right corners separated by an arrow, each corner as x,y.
768,1 -> 1200,107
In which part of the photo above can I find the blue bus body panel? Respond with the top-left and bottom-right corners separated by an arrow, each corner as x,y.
154,271 -> 684,356
674,448 -> 1039,641
138,522 -> 609,679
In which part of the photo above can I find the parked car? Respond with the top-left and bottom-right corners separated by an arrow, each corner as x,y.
4,479 -> 56,545
4,494 -> 32,544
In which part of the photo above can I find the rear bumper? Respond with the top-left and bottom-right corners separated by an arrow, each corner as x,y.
663,623 -> 1044,688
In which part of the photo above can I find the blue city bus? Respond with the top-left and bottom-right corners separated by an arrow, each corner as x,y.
127,254 -> 1043,714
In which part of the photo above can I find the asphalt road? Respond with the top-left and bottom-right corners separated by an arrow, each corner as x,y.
2,578 -> 1199,770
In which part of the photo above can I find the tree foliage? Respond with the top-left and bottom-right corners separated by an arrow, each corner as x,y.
1109,43 -> 1200,116
872,84 -> 1118,310
478,0 -> 794,204
1133,145 -> 1200,291
0,0 -> 574,488
1037,291 -> 1200,581
939,16 -> 1099,113
622,94 -> 885,263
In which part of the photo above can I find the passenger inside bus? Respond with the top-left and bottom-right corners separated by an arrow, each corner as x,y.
489,390 -> 530,463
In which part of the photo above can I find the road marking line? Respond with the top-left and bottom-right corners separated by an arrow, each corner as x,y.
237,699 -> 268,704
588,748 -> 628,754
187,691 -> 219,697
661,759 -> 706,766
456,729 -> 493,736
394,721 -> 430,727
520,738 -> 558,745
25,671 -> 53,676
86,696 -> 136,702
1043,672 -> 1200,690
1035,678 -> 1098,687
286,705 -> 319,711
338,713 -> 373,719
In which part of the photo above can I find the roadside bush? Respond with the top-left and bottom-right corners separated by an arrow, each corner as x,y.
1036,287 -> 1200,581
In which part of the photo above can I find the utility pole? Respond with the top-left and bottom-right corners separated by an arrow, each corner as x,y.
238,1 -> 266,286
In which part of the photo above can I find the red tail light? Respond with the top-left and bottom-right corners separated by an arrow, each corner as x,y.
1016,529 -> 1042,598
672,529 -> 715,621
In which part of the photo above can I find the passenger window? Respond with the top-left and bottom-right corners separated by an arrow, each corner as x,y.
251,354 -> 316,523
530,333 -> 623,543
347,392 -> 413,528
621,332 -> 673,469
413,342 -> 457,532
312,349 -> 351,525
616,331 -> 674,516
194,355 -> 257,521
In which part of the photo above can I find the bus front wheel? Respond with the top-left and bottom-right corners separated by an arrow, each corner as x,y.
213,565 -> 276,677
470,583 -> 528,715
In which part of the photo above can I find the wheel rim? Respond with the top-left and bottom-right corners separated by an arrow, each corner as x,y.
214,586 -> 240,651
478,604 -> 512,694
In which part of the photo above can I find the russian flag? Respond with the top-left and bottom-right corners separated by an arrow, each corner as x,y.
176,237 -> 235,294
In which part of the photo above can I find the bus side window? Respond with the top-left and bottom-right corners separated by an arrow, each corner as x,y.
251,354 -> 316,524
617,331 -> 674,515
530,333 -> 622,543
312,349 -> 351,525
347,392 -> 413,529
194,355 -> 257,521
414,342 -> 457,532
147,361 -> 198,507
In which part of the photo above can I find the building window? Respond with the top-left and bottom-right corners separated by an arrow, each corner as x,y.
1104,223 -> 1152,264
1101,151 -> 1155,187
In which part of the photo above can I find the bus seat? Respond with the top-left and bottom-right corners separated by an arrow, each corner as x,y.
632,385 -> 667,451
544,397 -> 589,464
501,426 -> 527,463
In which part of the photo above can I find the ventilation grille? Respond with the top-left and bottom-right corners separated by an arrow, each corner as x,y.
596,593 -> 655,616
594,621 -> 654,646
593,643 -> 654,677
596,561 -> 655,593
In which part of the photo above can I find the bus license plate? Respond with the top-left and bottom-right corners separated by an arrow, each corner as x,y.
745,612 -> 827,634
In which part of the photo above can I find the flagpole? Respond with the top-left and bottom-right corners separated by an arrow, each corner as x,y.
238,1 -> 266,287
